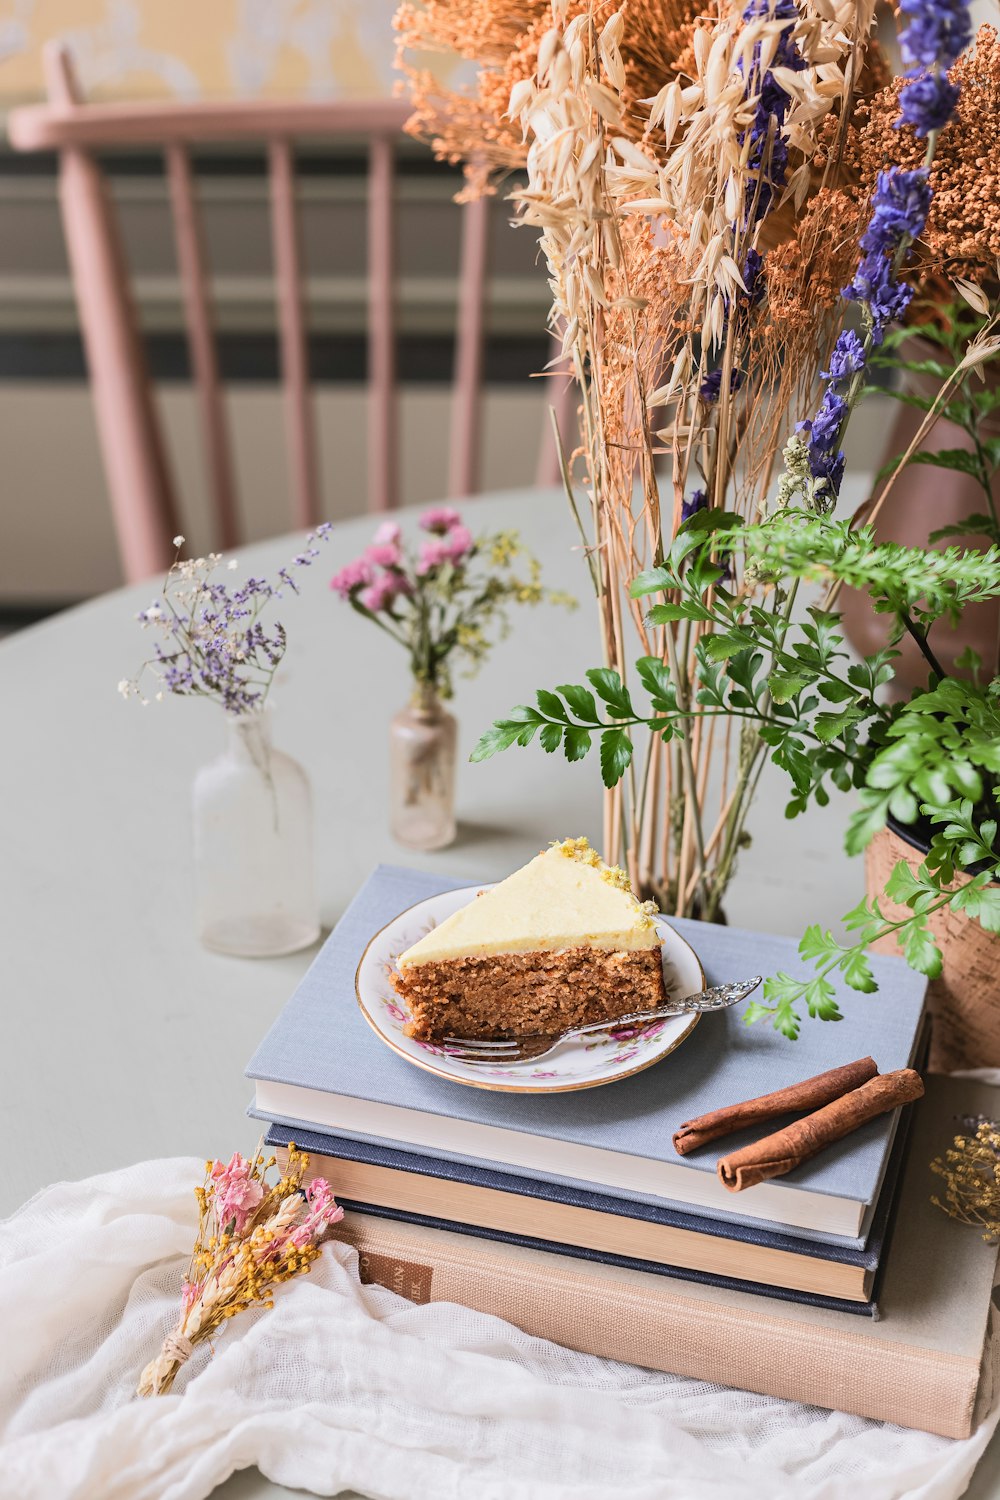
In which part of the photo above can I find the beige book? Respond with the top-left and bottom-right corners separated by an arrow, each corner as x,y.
323,1077 -> 1000,1439
295,1145 -> 876,1301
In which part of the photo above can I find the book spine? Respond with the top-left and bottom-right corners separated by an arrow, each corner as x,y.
331,1212 -> 980,1440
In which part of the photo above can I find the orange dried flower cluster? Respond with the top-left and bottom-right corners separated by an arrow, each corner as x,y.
395,0 -> 711,188
766,190 -> 865,324
838,25 -> 1000,282
753,30 -> 1000,339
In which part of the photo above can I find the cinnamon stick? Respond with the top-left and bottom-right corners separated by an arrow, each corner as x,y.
672,1056 -> 879,1156
717,1069 -> 925,1193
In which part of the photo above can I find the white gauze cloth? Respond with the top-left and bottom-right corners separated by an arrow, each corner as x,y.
0,1156 -> 997,1500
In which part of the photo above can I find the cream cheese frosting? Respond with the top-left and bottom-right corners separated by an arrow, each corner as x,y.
398,838 -> 661,967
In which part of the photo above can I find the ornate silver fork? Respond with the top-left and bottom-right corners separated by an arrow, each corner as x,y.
442,975 -> 763,1065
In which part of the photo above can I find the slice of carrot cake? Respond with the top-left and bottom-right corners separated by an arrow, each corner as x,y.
392,837 -> 666,1042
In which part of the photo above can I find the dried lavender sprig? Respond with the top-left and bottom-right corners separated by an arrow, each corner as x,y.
786,0 -> 972,514
697,1 -> 804,403
897,0 -> 972,138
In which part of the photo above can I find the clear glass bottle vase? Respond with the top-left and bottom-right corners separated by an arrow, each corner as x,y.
389,683 -> 457,851
192,706 -> 320,956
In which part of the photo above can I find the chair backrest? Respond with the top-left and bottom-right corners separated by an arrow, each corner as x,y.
7,43 -> 573,582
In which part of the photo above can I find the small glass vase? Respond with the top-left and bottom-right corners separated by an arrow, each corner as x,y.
192,706 -> 320,957
389,684 -> 457,851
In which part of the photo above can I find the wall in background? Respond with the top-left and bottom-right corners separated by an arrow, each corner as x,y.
0,0 -> 428,103
1,0 -> 996,107
0,384 -> 557,602
2,2 -> 996,606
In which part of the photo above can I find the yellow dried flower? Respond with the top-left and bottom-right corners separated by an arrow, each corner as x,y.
930,1120 -> 1000,1243
551,836 -> 657,914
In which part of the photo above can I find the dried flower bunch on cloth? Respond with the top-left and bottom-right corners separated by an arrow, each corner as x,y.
330,507 -> 574,698
119,527 -> 331,715
137,1147 -> 342,1397
4,1155 -> 997,1500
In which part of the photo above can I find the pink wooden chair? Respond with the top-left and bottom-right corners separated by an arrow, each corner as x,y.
7,43 -> 574,582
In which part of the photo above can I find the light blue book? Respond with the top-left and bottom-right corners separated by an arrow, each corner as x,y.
246,864 -> 928,1243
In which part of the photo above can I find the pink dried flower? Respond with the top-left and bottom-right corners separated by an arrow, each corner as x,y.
289,1178 -> 344,1248
210,1152 -> 264,1231
306,1176 -> 338,1215
329,556 -> 374,598
364,542 -> 403,569
360,572 -> 412,612
326,513 -> 567,702
417,525 -> 473,573
442,524 -> 474,564
138,1144 -> 341,1400
417,538 -> 452,574
210,1151 -> 246,1183
420,505 -> 462,534
372,520 -> 401,546
180,1278 -> 201,1312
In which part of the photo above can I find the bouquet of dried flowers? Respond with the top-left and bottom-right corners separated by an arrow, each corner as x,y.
931,1118 -> 1000,1243
137,1146 -> 341,1397
119,526 -> 332,715
399,0 -> 886,908
399,0 -> 1000,939
329,506 -> 574,699
400,0 -> 1000,1036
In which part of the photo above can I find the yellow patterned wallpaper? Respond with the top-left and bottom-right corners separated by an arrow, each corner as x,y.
0,0 -> 443,102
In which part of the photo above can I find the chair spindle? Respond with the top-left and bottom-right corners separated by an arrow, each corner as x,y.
165,142 -> 239,551
268,137 -> 321,529
449,190 -> 489,500
368,135 -> 397,512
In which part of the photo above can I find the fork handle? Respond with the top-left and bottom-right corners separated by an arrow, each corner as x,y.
569,1005 -> 680,1037
570,976 -> 763,1038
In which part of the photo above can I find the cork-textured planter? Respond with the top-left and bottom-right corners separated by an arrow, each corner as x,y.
866,823 -> 1000,1071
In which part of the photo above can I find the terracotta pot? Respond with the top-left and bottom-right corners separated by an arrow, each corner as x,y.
865,821 -> 1000,1070
839,351 -> 1000,694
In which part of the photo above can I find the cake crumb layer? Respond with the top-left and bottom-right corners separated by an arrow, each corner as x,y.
393,946 -> 666,1042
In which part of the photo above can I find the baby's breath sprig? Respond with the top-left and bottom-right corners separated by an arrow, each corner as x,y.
136,1144 -> 342,1397
930,1120 -> 1000,1243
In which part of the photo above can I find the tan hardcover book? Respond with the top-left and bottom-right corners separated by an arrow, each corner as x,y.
323,1077 -> 1000,1439
292,1143 -> 878,1302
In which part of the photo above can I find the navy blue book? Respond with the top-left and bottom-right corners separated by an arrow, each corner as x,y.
265,1115 -> 918,1318
247,864 -> 928,1242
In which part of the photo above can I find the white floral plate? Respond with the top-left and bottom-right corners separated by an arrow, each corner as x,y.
354,885 -> 705,1094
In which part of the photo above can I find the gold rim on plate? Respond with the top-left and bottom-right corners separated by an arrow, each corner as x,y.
353,887 -> 706,1095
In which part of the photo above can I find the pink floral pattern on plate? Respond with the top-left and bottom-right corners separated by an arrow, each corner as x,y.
356,885 -> 704,1093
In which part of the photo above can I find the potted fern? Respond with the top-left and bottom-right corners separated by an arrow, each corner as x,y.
473,495 -> 1000,1060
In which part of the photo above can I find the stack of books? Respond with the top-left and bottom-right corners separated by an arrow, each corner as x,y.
246,864 -> 1000,1439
